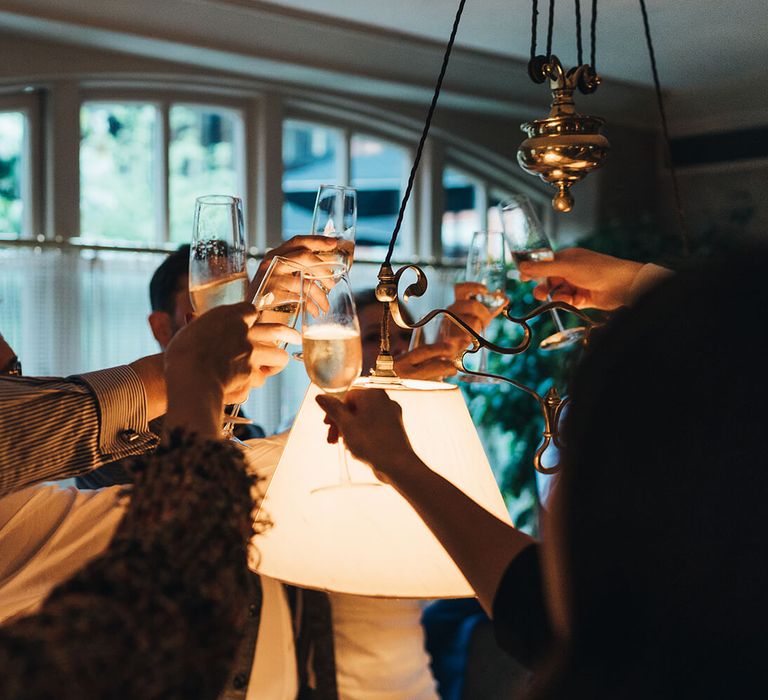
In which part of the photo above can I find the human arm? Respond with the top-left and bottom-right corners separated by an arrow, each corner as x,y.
0,303 -> 278,699
0,302 -> 298,495
518,247 -> 671,310
0,366 -> 159,497
316,389 -> 535,615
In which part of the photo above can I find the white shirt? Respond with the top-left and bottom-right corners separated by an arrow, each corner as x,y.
0,437 -> 438,700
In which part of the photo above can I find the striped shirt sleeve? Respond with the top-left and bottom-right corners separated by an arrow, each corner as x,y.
0,366 -> 158,497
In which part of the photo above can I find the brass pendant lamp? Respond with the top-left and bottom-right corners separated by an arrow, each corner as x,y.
518,0 -> 609,212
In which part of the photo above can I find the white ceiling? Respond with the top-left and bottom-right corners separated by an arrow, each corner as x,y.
0,0 -> 765,134
263,0 -> 766,90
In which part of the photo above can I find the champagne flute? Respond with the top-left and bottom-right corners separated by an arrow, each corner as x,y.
311,185 -> 357,271
189,195 -> 248,312
251,256 -> 302,350
499,195 -> 587,352
300,263 -> 370,490
456,230 -> 507,384
189,195 -> 248,435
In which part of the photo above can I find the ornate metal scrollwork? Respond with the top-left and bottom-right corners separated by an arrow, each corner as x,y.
375,263 -> 599,474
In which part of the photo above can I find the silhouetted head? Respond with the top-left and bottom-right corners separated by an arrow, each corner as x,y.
148,244 -> 194,350
537,249 -> 768,699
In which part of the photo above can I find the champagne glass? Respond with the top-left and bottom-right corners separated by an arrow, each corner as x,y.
499,195 -> 587,352
456,230 -> 508,384
300,263 -> 370,490
189,195 -> 248,436
189,195 -> 248,312
311,185 -> 357,271
251,256 -> 302,350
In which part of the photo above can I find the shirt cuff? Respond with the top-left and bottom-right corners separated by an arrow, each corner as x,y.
628,263 -> 673,304
74,365 -> 159,460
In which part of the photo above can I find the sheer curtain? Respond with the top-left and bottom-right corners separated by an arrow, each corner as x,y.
0,244 -> 457,436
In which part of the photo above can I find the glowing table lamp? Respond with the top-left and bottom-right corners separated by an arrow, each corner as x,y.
251,379 -> 512,598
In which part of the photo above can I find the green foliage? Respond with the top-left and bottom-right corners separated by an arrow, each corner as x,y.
461,278 -> 580,535
462,206 -> 758,535
0,112 -> 24,235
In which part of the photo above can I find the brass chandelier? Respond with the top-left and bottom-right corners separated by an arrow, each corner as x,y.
369,0 -> 686,474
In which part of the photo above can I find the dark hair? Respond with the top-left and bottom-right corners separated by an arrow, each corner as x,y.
149,244 -> 190,314
532,250 -> 768,699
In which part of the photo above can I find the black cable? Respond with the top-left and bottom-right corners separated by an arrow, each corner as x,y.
384,0 -> 467,264
530,0 -> 539,60
546,0 -> 556,58
639,0 -> 690,256
590,0 -> 597,70
575,0 -> 584,66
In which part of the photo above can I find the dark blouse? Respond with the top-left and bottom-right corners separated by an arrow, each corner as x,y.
492,543 -> 554,669
0,431 -> 260,700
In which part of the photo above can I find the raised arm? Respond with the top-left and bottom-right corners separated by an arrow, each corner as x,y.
316,389 -> 534,615
0,302 -> 293,700
518,247 -> 670,310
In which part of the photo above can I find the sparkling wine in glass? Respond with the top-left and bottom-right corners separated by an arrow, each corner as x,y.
311,185 -> 357,271
189,195 -> 248,436
500,195 -> 587,352
456,230 -> 508,383
189,195 -> 248,313
300,263 -> 373,490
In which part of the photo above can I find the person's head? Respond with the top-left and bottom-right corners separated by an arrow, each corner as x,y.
354,289 -> 412,375
0,332 -> 17,373
537,250 -> 768,698
148,244 -> 194,350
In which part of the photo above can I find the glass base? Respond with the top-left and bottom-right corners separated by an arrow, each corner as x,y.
311,481 -> 384,494
539,326 -> 587,352
458,373 -> 506,385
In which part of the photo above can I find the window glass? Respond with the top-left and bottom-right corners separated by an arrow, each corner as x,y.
80,103 -> 159,243
283,120 -> 343,238
442,167 -> 480,258
0,111 -> 25,236
169,105 -> 242,243
350,134 -> 407,248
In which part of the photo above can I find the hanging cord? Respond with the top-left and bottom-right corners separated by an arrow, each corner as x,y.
546,0 -> 556,58
639,0 -> 690,256
575,0 -> 583,66
590,0 -> 597,71
530,0 -> 539,61
384,0 -> 467,265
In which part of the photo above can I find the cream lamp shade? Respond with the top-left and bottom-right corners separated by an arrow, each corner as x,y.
250,379 -> 512,598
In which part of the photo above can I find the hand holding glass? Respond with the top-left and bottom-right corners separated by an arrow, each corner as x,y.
500,195 -> 587,351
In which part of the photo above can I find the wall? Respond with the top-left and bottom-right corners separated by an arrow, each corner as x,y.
0,29 -> 667,244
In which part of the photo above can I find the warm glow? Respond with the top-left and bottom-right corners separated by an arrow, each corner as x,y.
250,380 -> 511,598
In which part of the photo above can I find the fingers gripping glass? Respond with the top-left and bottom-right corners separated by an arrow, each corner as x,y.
251,256 -> 303,350
311,185 -> 357,271
499,195 -> 587,352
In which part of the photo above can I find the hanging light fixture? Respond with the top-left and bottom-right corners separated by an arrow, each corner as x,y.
517,0 -> 609,212
254,2 -> 692,601
252,381 -> 512,596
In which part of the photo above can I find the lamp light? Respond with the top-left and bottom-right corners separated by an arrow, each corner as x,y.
251,380 -> 512,597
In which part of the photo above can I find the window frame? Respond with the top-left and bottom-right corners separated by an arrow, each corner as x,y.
0,91 -> 42,238
79,88 -> 252,246
282,112 -> 418,261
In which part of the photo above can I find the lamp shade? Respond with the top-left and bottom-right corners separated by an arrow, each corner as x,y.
251,379 -> 512,598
